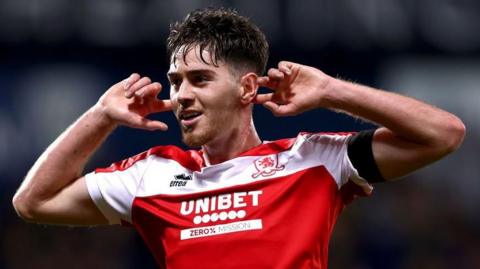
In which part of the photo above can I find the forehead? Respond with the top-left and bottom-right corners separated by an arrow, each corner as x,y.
168,45 -> 229,74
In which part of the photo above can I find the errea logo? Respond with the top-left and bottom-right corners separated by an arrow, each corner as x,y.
170,173 -> 192,187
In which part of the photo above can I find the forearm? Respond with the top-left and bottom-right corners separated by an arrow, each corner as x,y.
257,61 -> 465,180
323,79 -> 465,150
14,105 -> 116,209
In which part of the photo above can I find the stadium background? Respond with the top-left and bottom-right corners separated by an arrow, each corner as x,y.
1,0 -> 479,268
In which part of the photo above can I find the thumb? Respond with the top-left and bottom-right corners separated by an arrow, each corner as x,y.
263,101 -> 295,117
253,93 -> 273,104
128,114 -> 169,131
262,101 -> 282,117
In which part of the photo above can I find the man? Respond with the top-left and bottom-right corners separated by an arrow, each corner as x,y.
13,7 -> 465,269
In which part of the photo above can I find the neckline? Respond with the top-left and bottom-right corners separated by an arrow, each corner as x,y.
197,137 -> 296,168
200,140 -> 265,167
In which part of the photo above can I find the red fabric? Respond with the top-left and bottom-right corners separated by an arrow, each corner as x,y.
95,138 -> 297,174
95,145 -> 204,173
132,166 -> 347,269
91,132 -> 368,268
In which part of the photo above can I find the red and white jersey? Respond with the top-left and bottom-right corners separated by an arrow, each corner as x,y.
85,132 -> 373,269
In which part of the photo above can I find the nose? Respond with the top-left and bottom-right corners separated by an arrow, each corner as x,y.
175,82 -> 195,106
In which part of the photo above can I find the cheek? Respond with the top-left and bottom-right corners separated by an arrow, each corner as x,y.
198,80 -> 241,112
205,100 -> 239,125
211,87 -> 241,108
204,97 -> 238,116
169,90 -> 176,102
169,93 -> 179,109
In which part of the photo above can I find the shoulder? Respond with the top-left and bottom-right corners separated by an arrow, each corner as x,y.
242,132 -> 356,157
298,131 -> 355,143
286,132 -> 356,154
95,145 -> 203,173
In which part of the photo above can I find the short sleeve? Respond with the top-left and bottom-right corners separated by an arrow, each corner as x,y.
85,155 -> 151,225
295,132 -> 373,195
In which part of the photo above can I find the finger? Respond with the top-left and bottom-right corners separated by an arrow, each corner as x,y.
278,63 -> 292,76
136,82 -> 162,98
267,68 -> 285,80
262,101 -> 281,116
278,61 -> 295,73
253,93 -> 273,104
257,76 -> 270,87
128,114 -> 169,131
123,73 -> 141,90
257,76 -> 278,90
126,77 -> 152,98
262,101 -> 295,117
152,99 -> 173,112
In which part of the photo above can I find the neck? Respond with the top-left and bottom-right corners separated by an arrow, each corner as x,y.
202,118 -> 261,165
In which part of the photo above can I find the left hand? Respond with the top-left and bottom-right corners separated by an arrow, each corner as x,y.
254,61 -> 332,116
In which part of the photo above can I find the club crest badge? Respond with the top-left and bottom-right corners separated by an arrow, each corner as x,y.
252,154 -> 285,178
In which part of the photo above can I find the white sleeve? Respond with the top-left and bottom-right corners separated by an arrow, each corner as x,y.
85,156 -> 150,225
295,132 -> 373,194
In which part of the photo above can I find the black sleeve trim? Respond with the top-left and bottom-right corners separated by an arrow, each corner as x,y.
347,129 -> 385,183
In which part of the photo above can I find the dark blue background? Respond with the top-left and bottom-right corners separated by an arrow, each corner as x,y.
1,1 -> 479,268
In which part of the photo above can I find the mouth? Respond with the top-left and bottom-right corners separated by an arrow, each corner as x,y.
179,110 -> 203,128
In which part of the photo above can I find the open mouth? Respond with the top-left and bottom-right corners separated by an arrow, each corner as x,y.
180,111 -> 201,120
179,111 -> 203,127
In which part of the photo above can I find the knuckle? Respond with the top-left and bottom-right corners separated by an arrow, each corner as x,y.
271,109 -> 280,117
130,73 -> 140,81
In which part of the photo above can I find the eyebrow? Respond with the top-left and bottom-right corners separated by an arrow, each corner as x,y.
167,69 -> 217,79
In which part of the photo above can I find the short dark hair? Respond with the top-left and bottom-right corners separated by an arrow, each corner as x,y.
167,7 -> 269,75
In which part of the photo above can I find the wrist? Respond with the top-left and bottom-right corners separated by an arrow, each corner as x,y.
89,104 -> 118,131
320,76 -> 347,110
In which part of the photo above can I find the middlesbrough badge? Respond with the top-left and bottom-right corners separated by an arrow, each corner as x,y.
251,154 -> 285,178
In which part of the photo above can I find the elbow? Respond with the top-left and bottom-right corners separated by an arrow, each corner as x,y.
12,192 -> 40,223
438,116 -> 466,154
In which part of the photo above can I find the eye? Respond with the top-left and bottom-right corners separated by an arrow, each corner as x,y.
192,75 -> 209,85
170,78 -> 182,88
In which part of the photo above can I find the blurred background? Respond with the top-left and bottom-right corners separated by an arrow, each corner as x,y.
1,0 -> 479,268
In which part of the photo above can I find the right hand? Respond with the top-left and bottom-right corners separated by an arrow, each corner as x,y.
96,73 -> 172,131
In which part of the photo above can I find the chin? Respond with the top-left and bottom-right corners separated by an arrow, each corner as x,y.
182,137 -> 204,148
179,117 -> 225,148
181,130 -> 213,148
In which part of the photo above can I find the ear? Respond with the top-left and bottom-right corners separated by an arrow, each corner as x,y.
239,72 -> 259,105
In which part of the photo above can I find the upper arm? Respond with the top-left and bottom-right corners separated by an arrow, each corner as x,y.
372,127 -> 446,180
29,176 -> 109,226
